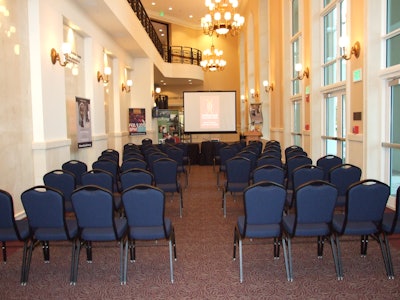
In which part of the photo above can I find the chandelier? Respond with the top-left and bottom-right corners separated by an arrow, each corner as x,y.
200,43 -> 227,72
201,0 -> 245,37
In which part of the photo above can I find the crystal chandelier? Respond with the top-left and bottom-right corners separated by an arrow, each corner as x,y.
200,43 -> 227,72
201,0 -> 245,37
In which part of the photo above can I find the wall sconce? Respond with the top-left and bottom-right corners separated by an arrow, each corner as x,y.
122,80 -> 133,93
295,63 -> 309,80
240,94 -> 247,103
152,86 -> 161,98
97,67 -> 111,85
263,80 -> 274,92
50,43 -> 72,67
250,88 -> 259,99
339,36 -> 361,60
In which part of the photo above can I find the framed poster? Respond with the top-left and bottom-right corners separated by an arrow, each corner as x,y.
129,108 -> 146,135
250,103 -> 263,124
76,97 -> 92,148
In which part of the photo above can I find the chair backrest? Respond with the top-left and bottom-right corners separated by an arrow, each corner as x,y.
43,169 -> 76,211
153,157 -> 178,186
345,179 -> 390,223
329,163 -> 362,196
121,158 -> 147,172
316,155 -> 343,180
226,156 -> 251,184
286,155 -> 313,189
219,146 -> 237,170
285,145 -> 303,155
122,185 -> 165,229
243,181 -> 286,230
237,150 -> 257,171
122,152 -> 144,162
62,160 -> 87,186
256,155 -> 283,168
147,151 -> 168,172
71,185 -> 115,228
0,189 -> 25,240
120,168 -> 154,191
252,165 -> 285,185
286,149 -> 308,161
142,138 -> 153,146
261,149 -> 282,159
101,149 -> 119,162
165,146 -> 184,166
92,159 -> 119,190
387,186 -> 400,233
21,186 -> 71,238
292,164 -> 324,191
295,180 -> 338,224
81,169 -> 113,193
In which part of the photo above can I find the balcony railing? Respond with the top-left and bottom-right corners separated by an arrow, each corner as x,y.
127,0 -> 202,66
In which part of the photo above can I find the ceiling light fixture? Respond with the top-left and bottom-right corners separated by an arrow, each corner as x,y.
201,0 -> 245,37
200,41 -> 227,72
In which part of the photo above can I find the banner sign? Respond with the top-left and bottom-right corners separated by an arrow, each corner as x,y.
129,108 -> 146,135
76,97 -> 92,148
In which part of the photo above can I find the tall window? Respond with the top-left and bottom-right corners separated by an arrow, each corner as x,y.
322,0 -> 347,86
290,0 -> 302,146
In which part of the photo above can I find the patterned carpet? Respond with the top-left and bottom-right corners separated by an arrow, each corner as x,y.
1,165 -> 400,299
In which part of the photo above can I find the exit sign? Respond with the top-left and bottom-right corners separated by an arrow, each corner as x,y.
353,69 -> 362,82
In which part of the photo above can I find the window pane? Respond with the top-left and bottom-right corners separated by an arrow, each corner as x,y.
391,84 -> 400,143
387,35 -> 400,67
390,148 -> 400,195
293,101 -> 301,133
324,0 -> 333,7
326,96 -> 337,137
324,9 -> 337,64
292,39 -> 300,94
292,0 -> 299,35
387,0 -> 400,32
324,62 -> 337,85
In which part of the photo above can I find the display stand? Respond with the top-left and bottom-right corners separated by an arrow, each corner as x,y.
243,131 -> 262,145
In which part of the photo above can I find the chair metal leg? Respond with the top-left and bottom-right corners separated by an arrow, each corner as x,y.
42,241 -> 50,262
334,234 -> 344,279
239,238 -> 243,283
123,239 -> 128,284
69,239 -> 77,285
120,238 -> 125,285
329,235 -> 342,280
179,192 -> 183,218
281,235 -> 291,282
360,235 -> 368,257
317,236 -> 324,258
233,227 -> 238,260
86,241 -> 92,263
287,237 -> 293,281
223,192 -> 227,218
169,239 -> 174,283
19,240 -> 29,285
130,240 -> 136,262
172,228 -> 177,260
384,233 -> 395,279
274,237 -> 280,259
21,239 -> 35,285
72,240 -> 82,284
2,241 -> 6,263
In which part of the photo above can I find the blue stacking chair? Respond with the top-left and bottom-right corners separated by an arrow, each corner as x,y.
217,145 -> 237,189
382,186 -> 400,279
285,155 -> 313,191
43,169 -> 76,213
122,185 -> 177,283
233,181 -> 286,282
332,179 -> 390,279
222,156 -> 251,217
256,155 -> 283,168
316,155 -> 342,181
21,186 -> 78,285
120,168 -> 154,191
153,157 -> 183,217
282,180 -> 340,281
165,145 -> 188,188
62,160 -> 87,186
252,165 -> 285,185
71,185 -> 128,285
92,158 -> 120,192
0,189 -> 30,283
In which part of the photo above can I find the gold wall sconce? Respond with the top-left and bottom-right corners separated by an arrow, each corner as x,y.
295,63 -> 309,80
50,43 -> 72,67
250,88 -> 259,99
122,80 -> 133,93
263,80 -> 274,92
240,94 -> 247,103
339,36 -> 361,60
97,67 -> 111,85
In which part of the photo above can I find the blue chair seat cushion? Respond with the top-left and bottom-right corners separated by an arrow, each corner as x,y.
382,212 -> 400,233
80,218 -> 127,241
34,220 -> 78,240
0,219 -> 29,240
237,216 -> 281,238
129,218 -> 172,240
283,215 -> 331,236
332,214 -> 379,235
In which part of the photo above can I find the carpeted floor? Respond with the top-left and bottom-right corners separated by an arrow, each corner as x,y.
1,165 -> 400,299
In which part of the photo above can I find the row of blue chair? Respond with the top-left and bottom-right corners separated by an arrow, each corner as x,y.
233,179 -> 398,282
0,184 -> 176,285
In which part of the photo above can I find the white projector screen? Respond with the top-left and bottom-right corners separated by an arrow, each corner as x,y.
183,91 -> 237,133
